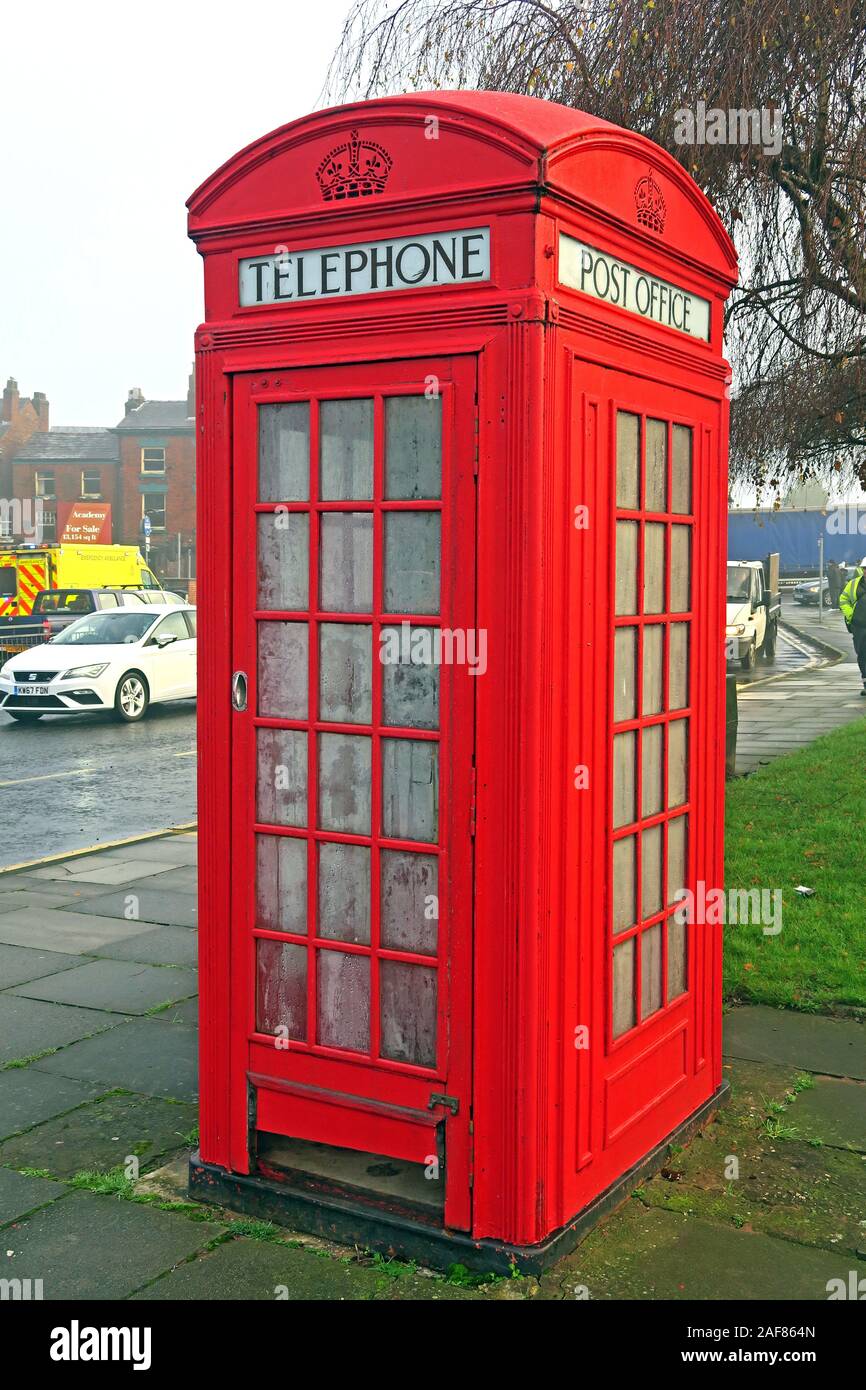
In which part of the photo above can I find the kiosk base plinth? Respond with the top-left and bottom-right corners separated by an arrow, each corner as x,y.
189,1081 -> 729,1277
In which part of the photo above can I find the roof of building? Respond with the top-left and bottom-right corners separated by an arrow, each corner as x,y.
115,400 -> 193,431
13,427 -> 119,463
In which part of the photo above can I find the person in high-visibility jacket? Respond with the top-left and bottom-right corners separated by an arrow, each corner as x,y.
838,556 -> 866,696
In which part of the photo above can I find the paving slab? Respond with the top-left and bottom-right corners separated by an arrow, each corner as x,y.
2,1189 -> 221,1300
0,874 -> 108,901
94,840 -> 198,867
135,865 -> 196,893
90,926 -> 198,968
33,1018 -> 198,1101
131,1232 -> 483,1301
0,1166 -> 65,1225
545,1203 -> 861,1301
8,959 -> 198,1016
0,1093 -> 199,1178
723,1005 -> 866,1080
0,995 -> 128,1066
0,906 -> 155,954
69,886 -> 197,929
0,1069 -> 100,1141
30,858 -> 179,886
786,1076 -> 866,1153
0,889 -> 115,915
0,943 -> 86,989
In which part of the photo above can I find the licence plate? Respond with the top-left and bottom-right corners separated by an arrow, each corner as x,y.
14,684 -> 48,697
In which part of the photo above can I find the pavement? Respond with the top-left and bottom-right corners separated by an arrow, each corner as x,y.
0,830 -> 864,1300
0,701 -> 196,869
734,593 -> 866,773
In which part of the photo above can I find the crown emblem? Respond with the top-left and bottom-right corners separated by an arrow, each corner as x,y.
634,168 -> 666,233
316,128 -> 392,202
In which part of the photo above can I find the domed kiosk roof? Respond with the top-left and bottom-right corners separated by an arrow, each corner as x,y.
188,90 -> 737,287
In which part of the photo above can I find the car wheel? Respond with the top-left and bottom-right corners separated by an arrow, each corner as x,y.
7,710 -> 44,722
762,623 -> 776,661
114,671 -> 149,722
740,641 -> 757,672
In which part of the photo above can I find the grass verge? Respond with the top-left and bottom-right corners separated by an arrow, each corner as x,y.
724,717 -> 866,1011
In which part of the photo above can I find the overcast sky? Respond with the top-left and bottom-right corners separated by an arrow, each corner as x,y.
0,0 -> 351,426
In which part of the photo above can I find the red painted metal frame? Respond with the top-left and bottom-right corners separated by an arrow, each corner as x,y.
190,91 -> 736,1252
230,358 -> 476,1229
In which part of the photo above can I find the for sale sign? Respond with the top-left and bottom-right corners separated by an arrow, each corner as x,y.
57,502 -> 112,543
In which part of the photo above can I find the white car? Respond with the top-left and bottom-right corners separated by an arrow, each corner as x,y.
0,603 -> 196,723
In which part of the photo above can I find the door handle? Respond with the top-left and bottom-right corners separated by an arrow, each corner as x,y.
231,670 -> 248,712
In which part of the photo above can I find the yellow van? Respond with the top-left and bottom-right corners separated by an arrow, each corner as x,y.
0,545 -> 161,616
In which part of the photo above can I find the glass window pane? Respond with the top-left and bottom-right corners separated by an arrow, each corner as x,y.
642,623 -> 664,716
667,915 -> 688,1000
670,526 -> 691,612
668,623 -> 689,710
641,723 -> 663,818
319,622 -> 372,724
382,738 -> 438,842
319,399 -> 373,500
668,719 -> 689,808
667,814 -> 688,906
258,402 -> 309,502
613,627 -> 637,723
615,521 -> 638,616
645,419 -> 667,512
641,922 -> 663,1020
318,842 -> 370,944
318,733 -> 371,834
385,396 -> 442,500
257,513 -> 309,611
257,621 -> 308,719
612,936 -> 635,1039
671,424 -> 692,514
320,513 -> 373,613
256,939 -> 307,1038
380,960 -> 437,1067
384,513 -> 440,615
613,730 -> 636,829
643,522 -> 665,614
317,949 -> 369,1053
381,625 -> 440,729
613,835 -> 636,934
380,850 -> 438,955
257,728 -> 307,828
616,412 -> 640,509
641,823 -> 663,919
256,834 -> 307,935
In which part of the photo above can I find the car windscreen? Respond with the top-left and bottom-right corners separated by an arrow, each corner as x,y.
35,590 -> 94,614
51,612 -> 155,645
726,566 -> 752,602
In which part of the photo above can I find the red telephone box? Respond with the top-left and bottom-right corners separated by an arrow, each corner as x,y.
188,91 -> 737,1273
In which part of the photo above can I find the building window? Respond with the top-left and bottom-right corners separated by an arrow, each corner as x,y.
40,510 -> 57,542
35,470 -> 56,498
142,493 -> 166,530
81,469 -> 102,498
141,447 -> 166,476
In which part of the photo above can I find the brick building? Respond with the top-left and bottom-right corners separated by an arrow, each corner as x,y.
114,375 -> 196,575
10,428 -> 119,542
1,372 -> 196,578
0,378 -> 49,520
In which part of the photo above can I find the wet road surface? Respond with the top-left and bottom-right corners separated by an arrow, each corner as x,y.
0,701 -> 196,868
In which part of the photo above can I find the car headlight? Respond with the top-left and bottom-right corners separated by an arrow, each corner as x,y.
63,663 -> 109,679
725,624 -> 745,636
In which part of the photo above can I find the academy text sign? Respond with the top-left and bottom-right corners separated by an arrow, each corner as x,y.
240,228 -> 490,306
559,235 -> 711,342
